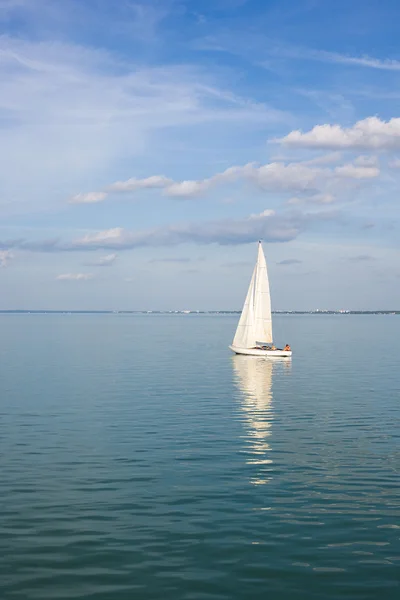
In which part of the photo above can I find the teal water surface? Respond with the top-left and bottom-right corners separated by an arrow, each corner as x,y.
0,314 -> 399,599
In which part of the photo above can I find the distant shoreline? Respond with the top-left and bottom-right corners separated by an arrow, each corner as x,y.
1,310 -> 399,315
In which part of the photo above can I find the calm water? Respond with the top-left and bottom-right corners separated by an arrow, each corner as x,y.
0,314 -> 399,599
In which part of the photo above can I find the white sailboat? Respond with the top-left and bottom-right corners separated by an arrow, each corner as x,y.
229,241 -> 292,357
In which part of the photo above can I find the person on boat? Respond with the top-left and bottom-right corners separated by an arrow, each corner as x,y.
283,344 -> 291,351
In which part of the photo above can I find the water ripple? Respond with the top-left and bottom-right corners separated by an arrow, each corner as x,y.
0,314 -> 399,599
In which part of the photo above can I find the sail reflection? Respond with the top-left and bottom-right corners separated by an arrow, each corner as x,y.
233,356 -> 291,485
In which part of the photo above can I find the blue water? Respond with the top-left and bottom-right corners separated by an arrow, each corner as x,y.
0,314 -> 399,599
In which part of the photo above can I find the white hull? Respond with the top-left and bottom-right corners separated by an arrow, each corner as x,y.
229,345 -> 292,358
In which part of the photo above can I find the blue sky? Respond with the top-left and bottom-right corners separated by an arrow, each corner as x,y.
1,0 -> 400,310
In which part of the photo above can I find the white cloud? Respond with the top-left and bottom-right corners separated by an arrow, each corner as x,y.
56,273 -> 94,280
71,150 -> 384,205
0,249 -> 14,267
107,175 -> 173,193
102,165 -> 242,199
71,176 -> 175,204
162,162 -> 321,197
245,162 -> 320,191
164,180 -> 211,197
85,253 -> 118,267
288,48 -> 400,72
277,117 -> 400,150
67,208 -> 337,251
249,209 -> 275,219
312,51 -> 400,72
97,253 -> 117,266
0,35 -> 285,217
313,193 -> 335,204
1,205 -> 340,254
75,228 -> 124,246
69,192 -> 108,204
354,155 -> 379,167
335,164 -> 380,179
76,160 -> 323,203
303,152 -> 342,166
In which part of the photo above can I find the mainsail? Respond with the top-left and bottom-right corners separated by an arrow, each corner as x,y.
232,242 -> 272,349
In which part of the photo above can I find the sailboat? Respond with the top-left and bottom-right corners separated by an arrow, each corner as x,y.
229,241 -> 292,357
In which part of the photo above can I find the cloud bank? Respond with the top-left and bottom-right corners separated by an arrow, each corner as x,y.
71,155 -> 380,204
277,117 -> 400,150
69,208 -> 337,251
0,208 -> 339,254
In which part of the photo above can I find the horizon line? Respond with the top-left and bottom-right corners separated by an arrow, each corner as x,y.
0,309 -> 399,314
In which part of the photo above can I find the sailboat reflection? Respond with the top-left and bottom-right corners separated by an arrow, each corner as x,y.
232,356 -> 291,485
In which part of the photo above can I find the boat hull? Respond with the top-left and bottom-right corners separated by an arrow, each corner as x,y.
229,345 -> 292,357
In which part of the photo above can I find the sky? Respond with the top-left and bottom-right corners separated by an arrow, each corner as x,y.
1,0 -> 400,311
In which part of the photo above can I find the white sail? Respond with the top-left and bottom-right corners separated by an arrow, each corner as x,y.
232,242 -> 272,348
